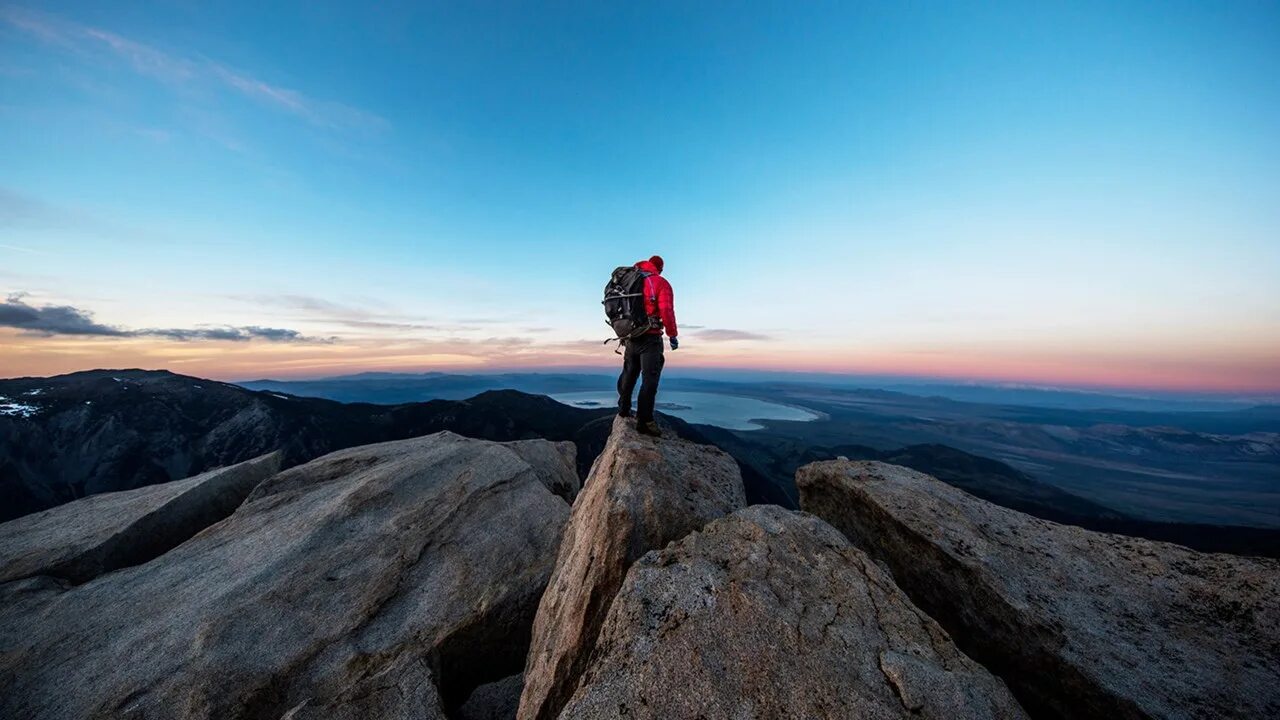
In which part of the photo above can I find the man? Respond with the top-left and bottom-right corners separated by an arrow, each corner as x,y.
617,255 -> 678,437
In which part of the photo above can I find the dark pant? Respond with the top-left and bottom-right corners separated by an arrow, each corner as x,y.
617,333 -> 665,423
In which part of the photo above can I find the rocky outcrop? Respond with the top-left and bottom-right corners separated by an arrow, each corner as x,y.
559,506 -> 1028,719
797,460 -> 1280,719
0,452 -> 281,585
517,416 -> 747,720
0,432 -> 577,720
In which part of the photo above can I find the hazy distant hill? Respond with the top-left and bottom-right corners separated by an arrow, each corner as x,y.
242,371 -> 1279,417
240,372 -> 614,404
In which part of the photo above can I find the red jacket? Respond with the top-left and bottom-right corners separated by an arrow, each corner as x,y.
635,260 -> 677,337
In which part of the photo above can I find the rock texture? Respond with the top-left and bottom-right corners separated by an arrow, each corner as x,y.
0,452 -> 281,585
518,416 -> 747,720
798,460 -> 1280,720
0,432 -> 576,720
458,674 -> 524,720
504,439 -> 581,503
559,506 -> 1028,719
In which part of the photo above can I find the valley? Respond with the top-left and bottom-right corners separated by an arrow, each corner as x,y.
244,371 -> 1280,529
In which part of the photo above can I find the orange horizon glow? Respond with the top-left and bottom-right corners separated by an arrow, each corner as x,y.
3,329 -> 1277,395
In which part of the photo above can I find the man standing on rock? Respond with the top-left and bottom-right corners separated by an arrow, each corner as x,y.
617,255 -> 678,437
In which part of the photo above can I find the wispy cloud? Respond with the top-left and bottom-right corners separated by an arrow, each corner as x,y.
208,63 -> 387,131
0,294 -> 330,343
235,294 -> 480,334
0,243 -> 44,255
81,27 -> 196,83
693,328 -> 772,342
245,294 -> 369,317
0,186 -> 166,246
334,319 -> 456,332
1,6 -> 386,132
0,5 -> 66,44
131,126 -> 173,144
209,63 -> 306,113
0,187 -> 62,227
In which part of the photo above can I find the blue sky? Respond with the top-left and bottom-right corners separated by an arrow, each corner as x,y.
2,1 -> 1278,390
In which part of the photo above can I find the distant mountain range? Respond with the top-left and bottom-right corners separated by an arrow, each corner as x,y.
239,372 -> 613,404
3,369 -> 1277,557
240,370 -> 1280,413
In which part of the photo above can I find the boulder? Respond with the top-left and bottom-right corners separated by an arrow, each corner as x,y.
0,452 -> 281,585
797,460 -> 1280,719
517,416 -> 747,720
458,673 -> 523,720
503,439 -> 581,502
559,506 -> 1028,719
0,432 -> 576,720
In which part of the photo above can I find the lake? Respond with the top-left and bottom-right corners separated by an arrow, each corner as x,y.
551,390 -> 821,431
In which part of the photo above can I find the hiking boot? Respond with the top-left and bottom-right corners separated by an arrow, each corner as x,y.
617,408 -> 632,418
636,421 -> 662,438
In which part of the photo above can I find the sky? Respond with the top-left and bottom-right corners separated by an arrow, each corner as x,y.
1,1 -> 1278,392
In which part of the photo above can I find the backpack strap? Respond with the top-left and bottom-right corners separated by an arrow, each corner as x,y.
641,272 -> 658,302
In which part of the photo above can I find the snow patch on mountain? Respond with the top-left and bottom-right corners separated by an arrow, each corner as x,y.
0,397 -> 40,418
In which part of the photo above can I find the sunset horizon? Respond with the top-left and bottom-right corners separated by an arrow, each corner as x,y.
4,340 -> 1277,397
4,2 -> 1278,398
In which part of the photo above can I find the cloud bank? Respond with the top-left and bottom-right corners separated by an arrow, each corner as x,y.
0,294 -> 125,336
0,294 -> 325,343
693,328 -> 771,342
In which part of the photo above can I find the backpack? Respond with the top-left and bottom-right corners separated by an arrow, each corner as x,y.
602,265 -> 656,344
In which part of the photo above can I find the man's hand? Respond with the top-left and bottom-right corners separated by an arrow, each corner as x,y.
669,337 -> 679,350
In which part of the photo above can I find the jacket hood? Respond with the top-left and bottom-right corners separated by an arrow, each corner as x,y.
635,260 -> 661,275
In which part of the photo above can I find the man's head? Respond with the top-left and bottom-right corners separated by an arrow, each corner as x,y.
648,255 -> 664,273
